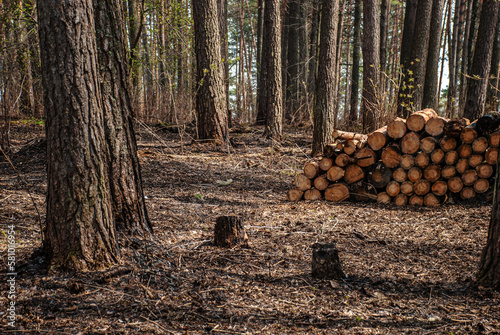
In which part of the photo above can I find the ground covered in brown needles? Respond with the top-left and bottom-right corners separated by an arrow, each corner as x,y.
1,120 -> 499,334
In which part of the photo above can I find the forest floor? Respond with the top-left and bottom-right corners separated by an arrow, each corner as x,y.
0,120 -> 499,334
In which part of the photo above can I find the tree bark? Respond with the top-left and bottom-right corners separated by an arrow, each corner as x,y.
192,0 -> 228,142
262,0 -> 283,140
312,0 -> 340,155
362,0 -> 380,132
94,0 -> 152,235
349,0 -> 362,128
38,0 -> 118,270
464,0 -> 500,120
422,0 -> 446,109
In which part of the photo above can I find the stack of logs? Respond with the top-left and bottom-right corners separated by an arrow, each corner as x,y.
287,109 -> 500,207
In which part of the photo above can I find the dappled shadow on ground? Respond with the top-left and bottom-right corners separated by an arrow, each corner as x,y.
0,122 -> 499,334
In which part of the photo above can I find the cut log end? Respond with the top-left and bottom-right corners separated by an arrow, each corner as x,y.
287,189 -> 304,202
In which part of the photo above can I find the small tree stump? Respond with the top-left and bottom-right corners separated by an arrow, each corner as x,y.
311,243 -> 345,280
214,216 -> 248,248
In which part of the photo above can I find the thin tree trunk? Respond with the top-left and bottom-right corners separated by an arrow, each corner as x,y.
217,0 -> 230,127
362,0 -> 380,131
487,15 -> 500,111
349,0 -> 361,128
422,0 -> 446,109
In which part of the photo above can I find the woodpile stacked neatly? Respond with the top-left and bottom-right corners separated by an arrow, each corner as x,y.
287,110 -> 500,207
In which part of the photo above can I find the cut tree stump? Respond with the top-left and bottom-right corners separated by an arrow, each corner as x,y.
311,243 -> 345,280
214,216 -> 248,248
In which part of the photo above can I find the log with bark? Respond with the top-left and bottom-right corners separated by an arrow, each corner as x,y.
441,165 -> 457,179
377,192 -> 391,204
408,167 -> 423,182
460,127 -> 478,144
485,147 -> 498,165
424,165 -> 441,183
430,149 -> 445,165
400,181 -> 414,196
460,187 -> 476,200
401,132 -> 420,154
425,117 -> 446,136
344,164 -> 365,184
313,176 -> 330,191
367,162 -> 392,189
409,195 -> 424,206
354,148 -> 376,167
393,167 -> 407,183
468,154 -> 484,168
489,132 -> 500,147
406,109 -> 438,132
472,137 -> 489,153
420,137 -> 437,154
415,152 -> 430,168
456,158 -> 470,175
327,166 -> 345,182
325,183 -> 350,202
444,150 -> 459,165
394,193 -> 408,206
304,188 -> 322,201
439,136 -> 457,152
431,180 -> 448,196
333,130 -> 368,142
474,179 -> 490,194
387,118 -> 407,139
424,193 -> 441,207
295,173 -> 312,191
448,176 -> 464,193
319,157 -> 334,172
386,181 -> 401,197
350,182 -> 377,202
287,189 -> 304,201
381,144 -> 401,168
477,163 -> 494,179
367,126 -> 388,151
400,154 -> 415,170
414,179 -> 431,196
304,161 -> 320,179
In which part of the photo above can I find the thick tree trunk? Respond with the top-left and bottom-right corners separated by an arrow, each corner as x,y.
192,0 -> 228,142
262,0 -> 283,140
362,0 -> 380,132
94,0 -> 152,236
38,0 -> 118,270
463,0 -> 500,120
312,0 -> 339,155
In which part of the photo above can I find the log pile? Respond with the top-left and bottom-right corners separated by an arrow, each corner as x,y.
287,110 -> 499,207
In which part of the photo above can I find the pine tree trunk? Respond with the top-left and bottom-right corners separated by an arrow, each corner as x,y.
463,0 -> 500,121
192,0 -> 228,142
38,0 -> 118,270
478,147 -> 500,288
312,0 -> 339,155
94,0 -> 152,236
422,0 -> 445,109
349,0 -> 361,128
362,0 -> 380,132
217,0 -> 230,127
262,0 -> 283,140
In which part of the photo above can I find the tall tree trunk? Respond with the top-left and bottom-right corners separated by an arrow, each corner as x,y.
405,0 -> 433,113
128,0 -> 143,115
38,0 -> 118,270
312,0 -> 340,155
362,0 -> 380,132
308,0 -> 320,108
487,15 -> 500,111
192,0 -> 228,142
422,0 -> 446,109
396,0 -> 418,117
285,0 -> 300,121
217,0 -> 230,127
94,0 -> 152,236
446,0 -> 462,117
463,0 -> 500,120
349,0 -> 361,128
255,0 -> 266,125
380,0 -> 391,81
262,0 -> 283,140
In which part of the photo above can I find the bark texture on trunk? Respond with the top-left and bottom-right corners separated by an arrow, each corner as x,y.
39,0 -> 117,270
262,0 -> 283,140
362,0 -> 380,132
312,0 -> 339,155
464,0 -> 500,120
94,0 -> 152,236
192,0 -> 228,141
